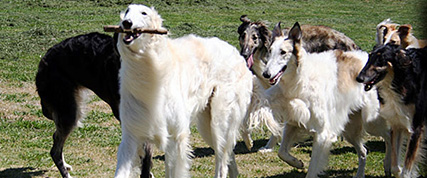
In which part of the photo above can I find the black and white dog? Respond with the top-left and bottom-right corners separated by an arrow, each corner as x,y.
35,32 -> 152,178
357,44 -> 427,178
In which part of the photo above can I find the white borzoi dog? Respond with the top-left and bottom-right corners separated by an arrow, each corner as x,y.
263,22 -> 382,178
114,4 -> 279,178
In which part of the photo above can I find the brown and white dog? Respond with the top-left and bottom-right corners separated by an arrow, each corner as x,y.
263,22 -> 384,178
376,19 -> 426,49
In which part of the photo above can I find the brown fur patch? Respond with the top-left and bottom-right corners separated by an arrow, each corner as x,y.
300,25 -> 360,52
335,50 -> 364,93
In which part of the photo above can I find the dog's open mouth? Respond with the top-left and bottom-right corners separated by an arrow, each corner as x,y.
363,75 -> 380,91
123,32 -> 142,45
269,65 -> 287,85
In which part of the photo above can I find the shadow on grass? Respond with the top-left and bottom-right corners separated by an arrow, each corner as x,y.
263,169 -> 306,178
323,168 -> 388,178
153,139 -> 273,161
331,140 -> 386,155
0,167 -> 47,178
263,168 -> 388,178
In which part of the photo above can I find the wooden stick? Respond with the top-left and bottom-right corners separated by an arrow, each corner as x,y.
103,25 -> 168,35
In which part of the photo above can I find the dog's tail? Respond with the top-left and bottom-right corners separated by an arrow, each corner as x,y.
242,76 -> 282,150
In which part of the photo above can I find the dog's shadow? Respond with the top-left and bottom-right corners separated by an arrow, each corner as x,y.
0,167 -> 47,178
153,139 -> 271,161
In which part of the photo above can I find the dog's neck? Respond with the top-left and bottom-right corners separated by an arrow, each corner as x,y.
118,34 -> 169,96
377,65 -> 415,130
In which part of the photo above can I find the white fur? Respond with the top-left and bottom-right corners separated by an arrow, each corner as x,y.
114,4 -> 278,178
264,28 -> 381,178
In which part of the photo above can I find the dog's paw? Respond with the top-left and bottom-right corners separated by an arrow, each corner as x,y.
64,163 -> 73,171
258,147 -> 273,153
391,166 -> 402,178
278,152 -> 304,169
242,135 -> 253,151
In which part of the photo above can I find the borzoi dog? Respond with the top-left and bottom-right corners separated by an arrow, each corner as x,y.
263,22 -> 382,178
114,4 -> 278,178
35,32 -> 153,178
375,19 -> 400,47
375,19 -> 426,49
357,44 -> 427,178
238,16 -> 362,151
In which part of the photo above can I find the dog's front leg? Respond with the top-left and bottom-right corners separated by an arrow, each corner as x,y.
278,124 -> 304,169
115,131 -> 142,178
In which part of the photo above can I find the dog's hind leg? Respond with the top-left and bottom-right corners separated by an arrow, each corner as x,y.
344,111 -> 367,178
278,124 -> 304,169
197,106 -> 239,178
49,89 -> 87,178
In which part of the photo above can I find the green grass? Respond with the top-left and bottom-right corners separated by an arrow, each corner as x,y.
0,0 -> 426,177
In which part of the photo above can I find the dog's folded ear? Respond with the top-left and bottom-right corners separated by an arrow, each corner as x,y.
240,15 -> 251,23
272,22 -> 283,40
397,24 -> 413,38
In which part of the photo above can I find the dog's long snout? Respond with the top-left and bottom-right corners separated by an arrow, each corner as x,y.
122,20 -> 133,29
240,47 -> 250,59
263,71 -> 271,79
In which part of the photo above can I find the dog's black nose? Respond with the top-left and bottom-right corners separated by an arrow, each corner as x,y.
356,75 -> 364,83
122,20 -> 133,29
263,71 -> 271,79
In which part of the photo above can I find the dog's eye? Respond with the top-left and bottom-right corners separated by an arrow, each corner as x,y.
252,35 -> 258,41
141,12 -> 147,15
281,50 -> 286,55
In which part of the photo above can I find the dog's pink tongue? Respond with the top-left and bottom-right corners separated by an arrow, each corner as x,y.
247,54 -> 254,69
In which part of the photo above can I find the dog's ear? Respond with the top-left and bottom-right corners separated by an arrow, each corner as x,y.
259,24 -> 272,49
240,15 -> 251,23
237,15 -> 251,35
272,22 -> 283,40
288,22 -> 302,42
120,9 -> 127,20
398,24 -> 412,37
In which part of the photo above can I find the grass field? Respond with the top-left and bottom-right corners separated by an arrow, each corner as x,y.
0,0 -> 426,177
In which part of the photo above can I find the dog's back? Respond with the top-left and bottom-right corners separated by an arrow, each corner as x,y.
299,25 -> 360,52
36,32 -> 121,119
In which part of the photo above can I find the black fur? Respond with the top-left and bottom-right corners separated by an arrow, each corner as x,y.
357,44 -> 427,176
35,32 -> 152,178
